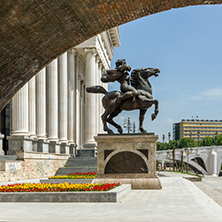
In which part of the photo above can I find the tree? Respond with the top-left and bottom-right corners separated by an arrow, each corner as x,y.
216,134 -> 222,146
156,134 -> 222,151
178,138 -> 197,148
199,136 -> 212,146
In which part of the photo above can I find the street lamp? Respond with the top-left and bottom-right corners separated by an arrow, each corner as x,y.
197,130 -> 200,147
183,139 -> 185,148
172,143 -> 176,172
215,131 -> 218,146
203,138 -> 206,146
162,134 -> 165,150
190,131 -> 192,149
173,140 -> 179,171
133,121 -> 136,133
184,147 -> 192,173
123,117 -> 135,133
167,149 -> 172,171
168,132 -> 171,142
181,149 -> 184,172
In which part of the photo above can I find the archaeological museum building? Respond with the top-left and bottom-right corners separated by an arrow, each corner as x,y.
0,27 -> 120,156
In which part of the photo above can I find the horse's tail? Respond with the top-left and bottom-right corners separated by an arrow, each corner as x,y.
86,85 -> 108,95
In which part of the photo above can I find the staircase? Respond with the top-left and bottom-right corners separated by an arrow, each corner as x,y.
0,155 -> 17,161
55,149 -> 97,176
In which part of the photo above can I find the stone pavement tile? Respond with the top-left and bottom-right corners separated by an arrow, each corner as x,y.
202,176 -> 222,193
157,171 -> 198,178
194,181 -> 222,207
0,177 -> 221,222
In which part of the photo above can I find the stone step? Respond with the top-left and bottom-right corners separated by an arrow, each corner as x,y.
55,167 -> 97,176
65,156 -> 97,167
77,149 -> 96,157
0,155 -> 17,161
65,163 -> 97,167
66,157 -> 97,161
65,160 -> 97,167
54,153 -> 98,176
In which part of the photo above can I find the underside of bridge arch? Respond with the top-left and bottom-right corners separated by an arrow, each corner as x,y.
191,157 -> 207,172
171,159 -> 203,174
1,0 -> 222,110
173,159 -> 207,174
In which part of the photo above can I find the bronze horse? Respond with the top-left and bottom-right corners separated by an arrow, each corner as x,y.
86,68 -> 160,134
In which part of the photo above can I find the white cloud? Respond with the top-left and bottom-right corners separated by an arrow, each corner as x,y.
200,88 -> 222,97
189,88 -> 222,101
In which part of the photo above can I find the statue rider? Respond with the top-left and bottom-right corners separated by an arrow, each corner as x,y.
101,59 -> 139,105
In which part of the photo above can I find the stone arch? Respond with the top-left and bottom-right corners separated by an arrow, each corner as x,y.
191,157 -> 207,172
173,156 -> 208,174
104,151 -> 148,174
1,1 -> 222,110
104,149 -> 148,166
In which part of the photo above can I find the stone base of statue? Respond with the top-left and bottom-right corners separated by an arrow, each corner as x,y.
92,134 -> 162,189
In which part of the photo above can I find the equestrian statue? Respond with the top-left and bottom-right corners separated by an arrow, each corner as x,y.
86,59 -> 160,134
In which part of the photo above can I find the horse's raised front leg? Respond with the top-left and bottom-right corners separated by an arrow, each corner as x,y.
107,108 -> 123,134
139,109 -> 147,133
101,108 -> 114,134
141,97 -> 159,121
151,100 -> 159,121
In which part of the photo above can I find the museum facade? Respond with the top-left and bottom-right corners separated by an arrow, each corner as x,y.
0,27 -> 120,156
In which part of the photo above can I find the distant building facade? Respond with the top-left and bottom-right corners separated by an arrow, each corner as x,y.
173,119 -> 222,141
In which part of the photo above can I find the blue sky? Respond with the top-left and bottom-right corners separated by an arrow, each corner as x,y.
108,5 -> 222,140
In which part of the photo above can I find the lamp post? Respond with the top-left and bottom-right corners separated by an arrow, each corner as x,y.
167,150 -> 172,171
162,134 -> 165,150
133,121 -> 136,133
181,139 -> 186,172
162,134 -> 165,143
168,132 -> 171,142
190,131 -> 192,149
184,147 -> 192,173
167,132 -> 172,169
172,145 -> 175,172
181,149 -> 184,172
173,140 -> 179,172
215,131 -> 218,146
123,117 -> 135,134
197,130 -> 200,147
203,138 -> 206,146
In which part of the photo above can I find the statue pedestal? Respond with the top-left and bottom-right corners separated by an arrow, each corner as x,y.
92,134 -> 162,189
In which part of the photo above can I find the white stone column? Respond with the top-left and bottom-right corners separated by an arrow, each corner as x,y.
11,84 -> 29,135
75,73 -> 81,148
46,59 -> 59,141
95,55 -> 100,135
210,146 -> 218,176
75,56 -> 80,148
58,52 -> 68,143
0,134 -> 4,155
99,63 -> 105,133
84,48 -> 97,148
8,84 -> 32,155
67,49 -> 76,144
36,68 -> 47,139
28,76 -> 36,137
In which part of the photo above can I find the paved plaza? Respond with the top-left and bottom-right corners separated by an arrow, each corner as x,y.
0,173 -> 221,222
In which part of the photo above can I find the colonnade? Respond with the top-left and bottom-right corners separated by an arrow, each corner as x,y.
2,28 -> 120,156
7,48 -> 106,155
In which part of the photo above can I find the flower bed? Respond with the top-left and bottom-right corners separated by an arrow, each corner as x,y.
0,182 -> 120,192
49,172 -> 97,179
